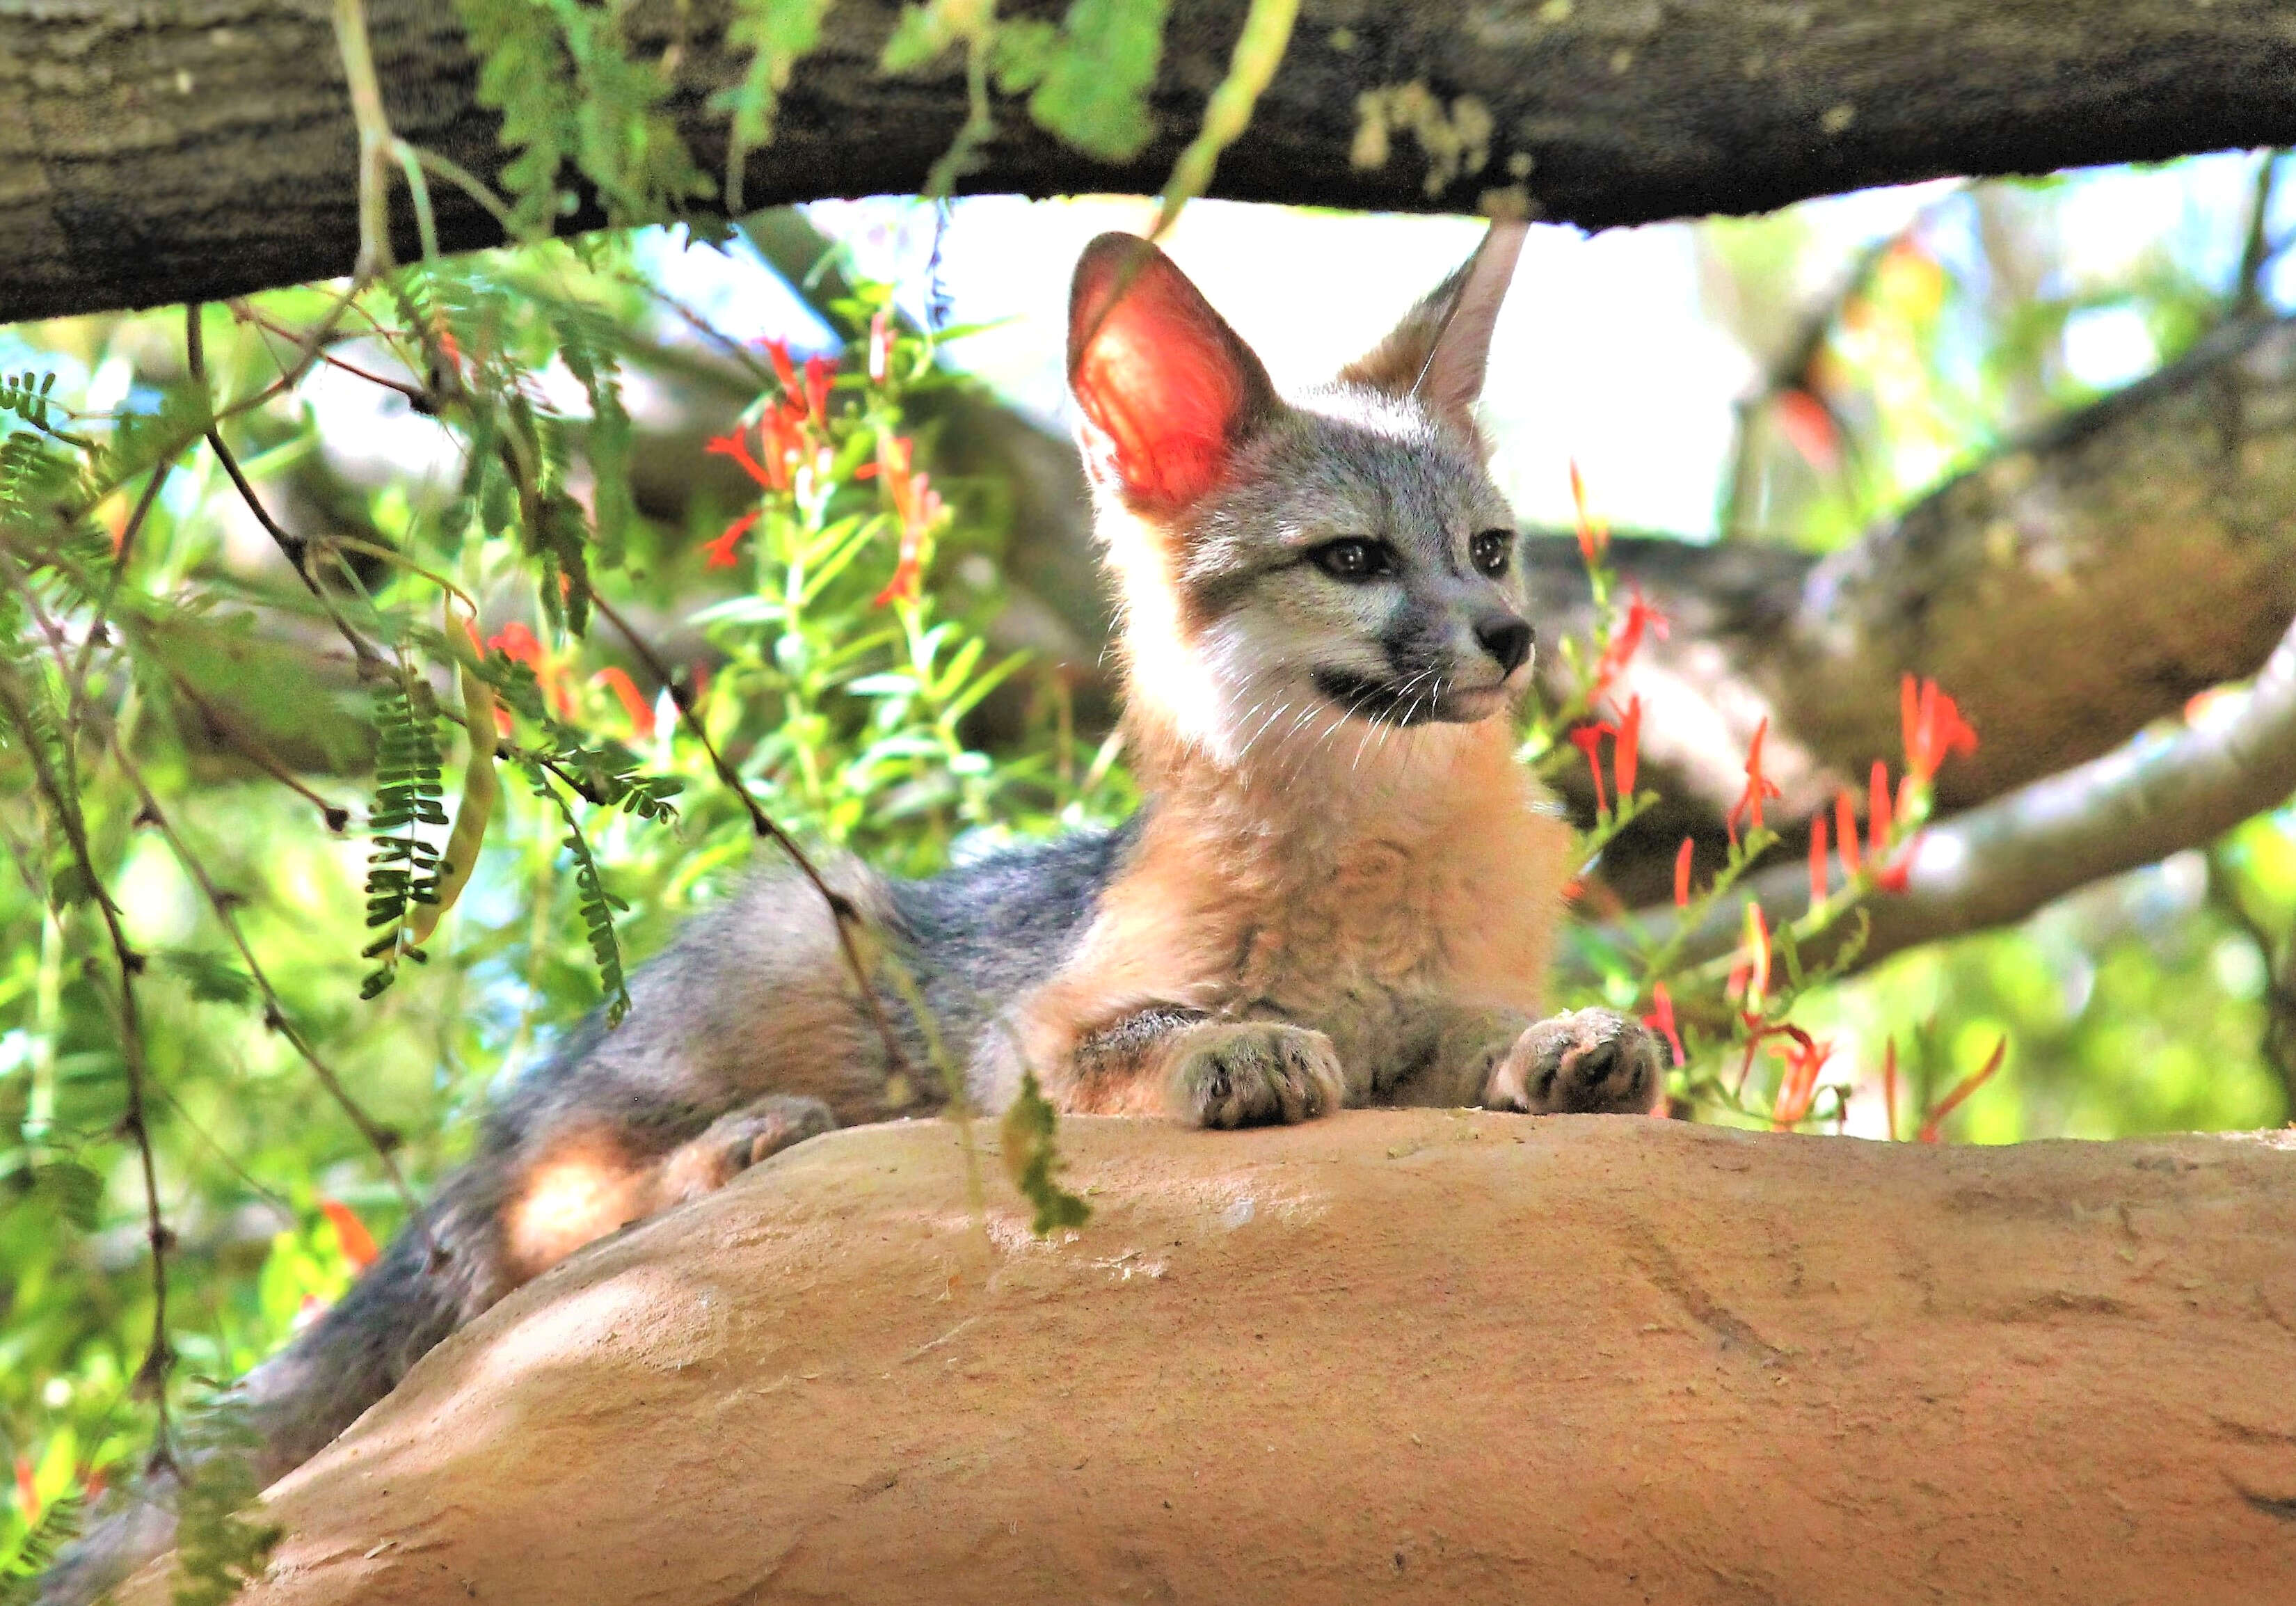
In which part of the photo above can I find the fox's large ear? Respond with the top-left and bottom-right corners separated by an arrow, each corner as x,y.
1067,234 -> 1279,514
1339,221 -> 1528,432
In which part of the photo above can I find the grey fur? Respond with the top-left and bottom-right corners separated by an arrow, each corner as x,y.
37,827 -> 1138,1605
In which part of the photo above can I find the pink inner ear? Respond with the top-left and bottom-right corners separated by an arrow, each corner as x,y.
1069,246 -> 1266,511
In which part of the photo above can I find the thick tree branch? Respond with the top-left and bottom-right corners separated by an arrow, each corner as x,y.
1597,598 -> 2296,980
1542,314 -> 2296,899
6,0 -> 2296,324
105,1113 -> 2296,1606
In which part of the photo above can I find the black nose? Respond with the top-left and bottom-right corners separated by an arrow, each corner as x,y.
1474,614 -> 1533,675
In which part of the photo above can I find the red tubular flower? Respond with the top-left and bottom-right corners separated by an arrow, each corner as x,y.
1875,836 -> 1920,895
702,509 -> 758,571
1774,388 -> 1840,472
1590,585 -> 1670,711
319,1198 -> 379,1269
1725,717 -> 1784,844
1673,836 -> 1695,907
1902,674 -> 1979,787
1642,982 -> 1684,1067
1569,458 -> 1610,566
1613,694 -> 1642,803
868,310 -> 892,386
1568,722 -> 1616,816
593,666 -> 656,738
1809,816 -> 1830,905
1769,1026 -> 1831,1129
15,1456 -> 39,1525
1917,1035 -> 2009,1143
874,541 -> 925,607
759,337 -> 802,408
879,435 -> 917,520
1868,758 -> 1893,858
804,353 -> 834,421
871,434 -> 944,607
706,429 -> 775,490
1834,789 -> 1863,876
486,621 -> 541,669
761,405 -> 807,491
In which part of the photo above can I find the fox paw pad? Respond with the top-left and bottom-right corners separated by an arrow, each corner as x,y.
1172,1023 -> 1346,1129
1487,1009 -> 1663,1116
662,1095 -> 836,1200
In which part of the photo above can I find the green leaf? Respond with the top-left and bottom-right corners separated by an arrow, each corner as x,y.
1000,1069 -> 1091,1237
31,1163 -> 103,1232
715,0 -> 836,207
880,3 -> 958,73
987,19 -> 1058,92
161,950 -> 256,1007
46,861 -> 98,910
1027,0 -> 1170,162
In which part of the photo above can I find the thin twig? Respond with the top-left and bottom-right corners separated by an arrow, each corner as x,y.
99,727 -> 432,1238
1148,0 -> 1302,239
2205,846 -> 2296,1114
209,283 -> 369,434
153,1076 -> 298,1218
642,285 -> 781,390
2233,150 -> 2284,320
238,308 -> 431,404
585,589 -> 915,1081
64,458 -> 176,743
3,538 -> 422,1238
186,305 -> 385,672
164,669 -> 352,831
332,0 -> 398,281
404,143 -> 520,239
0,648 -> 176,1470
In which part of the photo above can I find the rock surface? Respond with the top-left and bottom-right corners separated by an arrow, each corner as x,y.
123,1111 -> 2296,1605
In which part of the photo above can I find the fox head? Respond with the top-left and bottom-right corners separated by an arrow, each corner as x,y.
1066,224 -> 1534,773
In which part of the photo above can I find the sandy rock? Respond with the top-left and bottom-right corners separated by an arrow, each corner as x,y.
125,1111 -> 2296,1604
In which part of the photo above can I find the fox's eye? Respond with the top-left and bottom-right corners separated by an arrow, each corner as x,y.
1471,529 -> 1513,577
1310,538 -> 1393,581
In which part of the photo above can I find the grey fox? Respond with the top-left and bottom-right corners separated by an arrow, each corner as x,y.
40,223 -> 1660,1603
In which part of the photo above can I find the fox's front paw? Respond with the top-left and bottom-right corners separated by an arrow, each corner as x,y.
1485,1009 -> 1662,1115
657,1094 -> 837,1203
1170,1022 -> 1346,1129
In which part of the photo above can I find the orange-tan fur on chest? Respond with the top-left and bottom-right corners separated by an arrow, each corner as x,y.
1013,718 -> 1572,1103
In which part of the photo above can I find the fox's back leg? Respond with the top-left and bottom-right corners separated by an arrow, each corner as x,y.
500,1092 -> 837,1277
651,1094 -> 838,1206
35,869 -> 884,1606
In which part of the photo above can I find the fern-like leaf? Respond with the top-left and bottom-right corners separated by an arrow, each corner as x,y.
0,1494 -> 82,1606
361,671 -> 448,999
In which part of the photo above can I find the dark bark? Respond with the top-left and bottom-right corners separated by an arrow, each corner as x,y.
7,0 -> 2296,324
